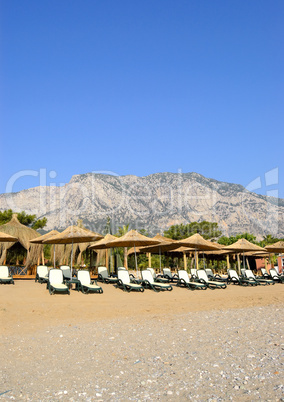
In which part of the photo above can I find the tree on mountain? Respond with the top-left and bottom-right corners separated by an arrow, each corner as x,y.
163,221 -> 222,240
0,209 -> 47,230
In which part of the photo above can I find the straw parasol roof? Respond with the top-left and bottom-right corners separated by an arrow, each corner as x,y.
177,233 -> 221,251
223,238 -> 266,253
30,230 -> 61,268
43,225 -> 103,244
0,231 -> 18,242
43,225 -> 103,273
265,241 -> 284,254
105,230 -> 160,248
29,230 -> 59,244
105,230 -> 160,276
0,214 -> 43,267
139,233 -> 179,253
89,234 -> 117,250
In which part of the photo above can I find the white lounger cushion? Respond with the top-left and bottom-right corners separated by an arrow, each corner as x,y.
229,270 -> 240,280
190,268 -> 197,277
142,270 -> 169,287
245,269 -> 256,279
197,270 -> 221,285
98,267 -> 108,277
163,268 -> 173,277
49,269 -> 68,289
0,266 -> 11,279
37,265 -> 48,278
78,270 -> 101,289
118,270 -> 141,287
60,265 -> 71,279
178,269 -> 190,283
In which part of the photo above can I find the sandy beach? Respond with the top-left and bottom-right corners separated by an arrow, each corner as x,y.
1,280 -> 283,401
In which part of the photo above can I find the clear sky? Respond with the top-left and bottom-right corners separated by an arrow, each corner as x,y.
0,0 -> 283,198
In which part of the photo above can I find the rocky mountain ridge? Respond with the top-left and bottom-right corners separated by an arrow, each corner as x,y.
0,172 -> 283,239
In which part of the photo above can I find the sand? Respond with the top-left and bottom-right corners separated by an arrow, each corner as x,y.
0,280 -> 283,400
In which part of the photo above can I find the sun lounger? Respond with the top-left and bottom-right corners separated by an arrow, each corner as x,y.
177,270 -> 207,290
147,268 -> 169,283
162,268 -> 178,282
197,269 -> 227,289
48,269 -> 70,295
117,270 -> 144,292
269,268 -> 284,283
260,268 -> 271,279
205,268 -> 228,283
244,269 -> 274,285
227,269 -> 257,286
77,270 -> 103,294
35,265 -> 49,284
241,268 -> 246,277
0,266 -> 14,284
60,265 -> 72,282
97,267 -> 118,284
190,268 -> 198,279
142,270 -> 173,291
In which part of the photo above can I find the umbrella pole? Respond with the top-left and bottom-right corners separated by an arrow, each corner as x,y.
195,250 -> 199,270
134,243 -> 138,278
159,246 -> 162,273
203,252 -> 206,269
243,252 -> 245,270
71,239 -> 73,278
53,246 -> 55,269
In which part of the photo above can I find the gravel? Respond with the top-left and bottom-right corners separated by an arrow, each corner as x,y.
1,305 -> 283,401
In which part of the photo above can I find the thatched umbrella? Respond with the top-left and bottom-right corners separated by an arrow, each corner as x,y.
105,230 -> 160,277
177,233 -> 220,270
0,214 -> 42,271
223,239 -> 266,274
0,231 -> 18,242
30,230 -> 60,268
140,234 -> 179,273
265,241 -> 284,254
43,225 -> 103,275
89,234 -> 117,274
0,231 -> 18,265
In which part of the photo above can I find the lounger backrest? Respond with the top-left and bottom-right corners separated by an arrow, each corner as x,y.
0,265 -> 9,278
191,268 -> 197,277
147,268 -> 156,278
241,269 -> 246,276
178,270 -> 190,283
60,265 -> 71,279
245,269 -> 255,279
270,269 -> 278,278
205,268 -> 214,277
260,268 -> 267,276
98,266 -> 108,278
117,267 -> 127,271
49,269 -> 64,284
37,265 -> 48,278
197,270 -> 209,282
118,270 -> 130,284
142,270 -> 154,283
78,270 -> 91,286
229,269 -> 239,280
274,266 -> 279,274
163,268 -> 172,278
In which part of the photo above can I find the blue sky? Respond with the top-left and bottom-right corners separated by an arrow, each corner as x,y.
0,0 -> 283,198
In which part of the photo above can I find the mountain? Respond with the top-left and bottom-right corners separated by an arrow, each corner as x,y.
0,172 -> 283,239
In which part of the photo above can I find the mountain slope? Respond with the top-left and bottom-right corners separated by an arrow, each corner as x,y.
0,172 -> 283,238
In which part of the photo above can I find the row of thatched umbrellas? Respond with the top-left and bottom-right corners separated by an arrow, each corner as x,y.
30,227 -> 284,277
1,219 -> 283,276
